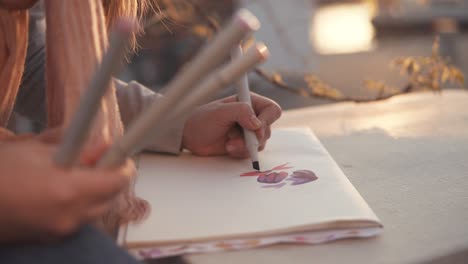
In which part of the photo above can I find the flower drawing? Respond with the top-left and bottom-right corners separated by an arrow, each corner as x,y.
240,163 -> 318,188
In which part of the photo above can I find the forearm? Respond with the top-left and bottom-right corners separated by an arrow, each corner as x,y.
114,80 -> 185,154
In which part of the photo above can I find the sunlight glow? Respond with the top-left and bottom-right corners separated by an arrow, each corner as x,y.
311,3 -> 375,54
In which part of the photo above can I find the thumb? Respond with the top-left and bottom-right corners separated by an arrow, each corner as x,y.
215,102 -> 263,131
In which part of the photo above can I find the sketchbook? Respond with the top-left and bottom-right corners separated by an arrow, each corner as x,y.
120,127 -> 383,259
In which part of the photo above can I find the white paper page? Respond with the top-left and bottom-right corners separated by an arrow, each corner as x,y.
126,127 -> 380,245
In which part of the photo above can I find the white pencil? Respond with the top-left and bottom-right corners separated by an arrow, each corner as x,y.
98,43 -> 269,167
53,19 -> 135,168
232,45 -> 260,170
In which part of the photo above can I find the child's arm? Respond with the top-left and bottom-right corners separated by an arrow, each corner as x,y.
115,79 -> 282,158
114,79 -> 185,154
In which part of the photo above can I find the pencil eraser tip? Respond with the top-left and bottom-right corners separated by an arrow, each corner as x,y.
236,9 -> 260,31
255,42 -> 270,60
252,161 -> 260,171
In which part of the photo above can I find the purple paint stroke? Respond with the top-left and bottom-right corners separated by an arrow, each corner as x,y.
258,171 -> 288,184
287,170 -> 318,185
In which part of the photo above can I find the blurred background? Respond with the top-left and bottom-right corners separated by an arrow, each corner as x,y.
10,0 -> 468,131
120,0 -> 468,109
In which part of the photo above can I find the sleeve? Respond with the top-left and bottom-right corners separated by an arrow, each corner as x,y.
114,79 -> 185,155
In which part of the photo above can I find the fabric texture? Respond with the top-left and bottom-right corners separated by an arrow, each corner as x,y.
0,225 -> 141,264
14,6 -> 46,128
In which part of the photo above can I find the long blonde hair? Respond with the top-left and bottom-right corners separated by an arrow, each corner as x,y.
101,0 -> 154,52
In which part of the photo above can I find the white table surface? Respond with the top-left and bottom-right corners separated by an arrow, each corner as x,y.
183,90 -> 468,264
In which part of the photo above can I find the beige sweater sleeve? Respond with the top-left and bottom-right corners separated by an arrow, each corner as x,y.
114,79 -> 185,154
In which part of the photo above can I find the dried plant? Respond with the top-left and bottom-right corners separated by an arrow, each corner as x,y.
144,0 -> 465,103
391,37 -> 465,92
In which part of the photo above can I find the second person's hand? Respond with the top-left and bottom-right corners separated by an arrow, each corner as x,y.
0,140 -> 135,242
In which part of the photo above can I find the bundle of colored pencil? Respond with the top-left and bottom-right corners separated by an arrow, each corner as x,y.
44,0 -> 145,235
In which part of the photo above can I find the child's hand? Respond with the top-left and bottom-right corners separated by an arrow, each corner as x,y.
182,93 -> 281,158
